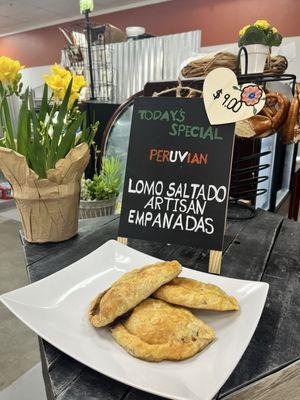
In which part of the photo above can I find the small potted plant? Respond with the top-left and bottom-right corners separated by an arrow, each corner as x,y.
0,58 -> 98,242
238,20 -> 282,73
80,156 -> 121,218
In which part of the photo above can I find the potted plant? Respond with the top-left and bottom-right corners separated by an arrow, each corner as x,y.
80,156 -> 121,218
238,20 -> 282,73
0,58 -> 98,242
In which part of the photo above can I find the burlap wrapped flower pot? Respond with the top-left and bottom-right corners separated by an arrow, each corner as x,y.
0,143 -> 89,243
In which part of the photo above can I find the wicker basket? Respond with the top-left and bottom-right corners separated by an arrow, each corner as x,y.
79,198 -> 116,219
181,52 -> 288,78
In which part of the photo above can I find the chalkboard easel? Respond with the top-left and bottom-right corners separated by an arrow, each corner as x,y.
118,83 -> 233,274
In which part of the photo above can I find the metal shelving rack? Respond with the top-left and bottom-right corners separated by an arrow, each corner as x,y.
229,48 -> 297,217
145,70 -> 297,219
229,73 -> 296,218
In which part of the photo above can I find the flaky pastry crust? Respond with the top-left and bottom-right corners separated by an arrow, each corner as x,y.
89,260 -> 181,327
111,298 -> 216,362
153,277 -> 239,311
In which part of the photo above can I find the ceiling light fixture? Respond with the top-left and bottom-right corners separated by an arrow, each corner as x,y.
80,0 -> 94,14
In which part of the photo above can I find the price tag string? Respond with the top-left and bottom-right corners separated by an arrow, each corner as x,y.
153,83 -> 203,98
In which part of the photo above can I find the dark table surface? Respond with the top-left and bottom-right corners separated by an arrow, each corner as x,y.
21,209 -> 300,400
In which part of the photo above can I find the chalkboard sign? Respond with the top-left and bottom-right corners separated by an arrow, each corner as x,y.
118,97 -> 235,251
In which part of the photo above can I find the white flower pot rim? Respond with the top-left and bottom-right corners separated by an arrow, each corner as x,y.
243,44 -> 270,53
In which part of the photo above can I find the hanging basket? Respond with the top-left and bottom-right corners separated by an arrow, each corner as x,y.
0,143 -> 90,243
79,198 -> 116,219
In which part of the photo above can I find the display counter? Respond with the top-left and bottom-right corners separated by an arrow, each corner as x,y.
20,210 -> 300,400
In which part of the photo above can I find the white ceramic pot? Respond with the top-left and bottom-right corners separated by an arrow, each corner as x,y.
240,44 -> 270,74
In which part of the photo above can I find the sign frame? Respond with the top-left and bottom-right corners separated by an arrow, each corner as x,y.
118,95 -> 235,274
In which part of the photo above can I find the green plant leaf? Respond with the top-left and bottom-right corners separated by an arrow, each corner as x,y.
2,97 -> 15,150
56,112 -> 84,161
267,32 -> 282,47
38,84 -> 48,123
26,138 -> 47,178
86,121 -> 99,146
76,111 -> 87,144
29,92 -> 40,138
77,113 -> 99,147
0,137 -> 6,147
238,26 -> 268,47
42,104 -> 57,167
48,79 -> 73,168
77,127 -> 88,145
80,111 -> 87,140
16,88 -> 29,157
81,156 -> 121,201
0,83 -> 16,150
26,100 -> 47,178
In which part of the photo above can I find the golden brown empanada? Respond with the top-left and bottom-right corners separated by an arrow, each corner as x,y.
153,277 -> 239,311
89,260 -> 181,327
111,298 -> 215,362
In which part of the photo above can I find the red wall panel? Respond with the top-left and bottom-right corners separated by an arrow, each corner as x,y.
0,0 -> 298,67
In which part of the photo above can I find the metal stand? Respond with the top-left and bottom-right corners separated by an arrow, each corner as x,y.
231,150 -> 271,198
228,47 -> 296,220
83,10 -> 96,100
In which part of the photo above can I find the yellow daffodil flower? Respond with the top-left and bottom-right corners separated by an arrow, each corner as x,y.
254,20 -> 271,29
68,92 -> 80,109
272,27 -> 278,33
44,64 -> 87,108
44,73 -> 68,101
50,63 -> 71,79
239,25 -> 251,37
72,73 -> 87,92
0,56 -> 24,86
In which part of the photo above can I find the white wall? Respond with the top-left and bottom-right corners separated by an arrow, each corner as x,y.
21,65 -> 51,97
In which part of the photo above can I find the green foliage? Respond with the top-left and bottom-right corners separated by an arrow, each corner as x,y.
238,26 -> 267,46
81,157 -> 121,201
0,82 -> 16,150
0,81 -> 99,179
16,88 -> 30,157
48,80 -> 73,168
266,31 -> 282,47
238,25 -> 282,47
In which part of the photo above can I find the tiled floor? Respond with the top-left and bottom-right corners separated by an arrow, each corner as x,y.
0,207 -> 21,222
0,363 -> 46,400
0,206 -> 46,399
0,208 -> 40,391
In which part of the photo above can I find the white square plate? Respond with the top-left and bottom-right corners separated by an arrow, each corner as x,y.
1,240 -> 268,400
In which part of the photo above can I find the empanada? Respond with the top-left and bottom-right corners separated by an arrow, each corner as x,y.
153,277 -> 239,311
89,260 -> 181,327
111,298 -> 215,362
